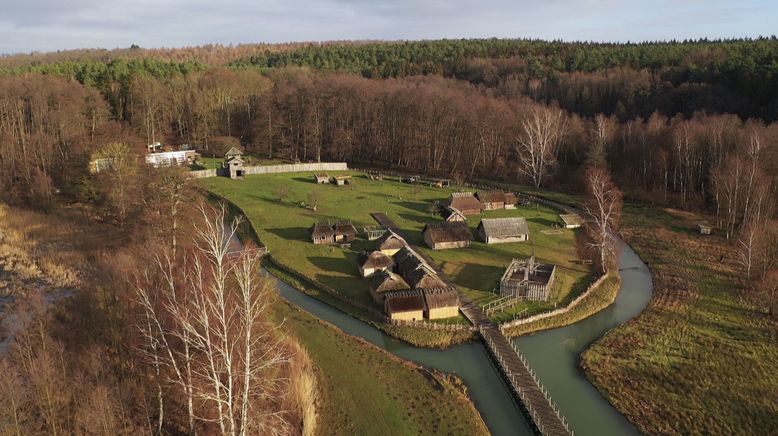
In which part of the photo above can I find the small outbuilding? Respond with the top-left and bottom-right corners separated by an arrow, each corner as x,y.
333,221 -> 357,243
367,171 -> 384,180
368,270 -> 410,303
310,222 -> 335,245
500,256 -> 556,301
504,192 -> 518,209
430,178 -> 452,188
359,251 -> 395,277
223,155 -> 245,179
698,222 -> 713,235
314,173 -> 330,184
559,213 -> 584,229
477,217 -> 530,244
363,226 -> 388,241
476,191 -> 507,210
401,175 -> 421,184
423,222 -> 472,250
447,192 -> 482,215
332,175 -> 352,186
224,147 -> 243,159
385,292 -> 426,321
376,229 -> 407,255
423,288 -> 460,319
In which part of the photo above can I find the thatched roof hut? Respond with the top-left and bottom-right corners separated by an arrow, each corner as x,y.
423,288 -> 460,319
422,222 -> 472,250
447,192 -> 482,215
477,217 -> 529,244
376,228 -> 407,255
333,221 -> 357,242
310,222 -> 335,245
476,191 -> 507,210
359,251 -> 395,277
314,173 -> 330,184
443,206 -> 467,223
504,192 -> 518,209
559,213 -> 584,229
368,270 -> 410,303
384,292 -> 426,321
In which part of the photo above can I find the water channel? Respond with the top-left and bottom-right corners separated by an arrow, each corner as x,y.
270,241 -> 652,435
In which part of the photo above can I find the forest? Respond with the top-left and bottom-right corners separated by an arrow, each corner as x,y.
0,38 -> 776,434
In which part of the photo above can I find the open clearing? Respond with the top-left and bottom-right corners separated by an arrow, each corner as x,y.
200,171 -> 592,322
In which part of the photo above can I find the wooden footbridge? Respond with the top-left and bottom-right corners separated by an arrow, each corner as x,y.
371,212 -> 573,435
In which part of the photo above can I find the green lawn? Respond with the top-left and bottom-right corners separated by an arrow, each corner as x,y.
200,171 -> 591,321
279,302 -> 489,435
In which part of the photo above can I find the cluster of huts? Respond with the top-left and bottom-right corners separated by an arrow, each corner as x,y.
309,221 -> 358,245
314,173 -> 352,186
358,229 -> 459,321
446,191 -> 518,216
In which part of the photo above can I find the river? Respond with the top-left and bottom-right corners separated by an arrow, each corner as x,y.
270,240 -> 652,435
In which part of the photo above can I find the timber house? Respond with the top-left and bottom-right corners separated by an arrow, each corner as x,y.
422,222 -> 472,250
477,217 -> 530,244
447,192 -> 482,215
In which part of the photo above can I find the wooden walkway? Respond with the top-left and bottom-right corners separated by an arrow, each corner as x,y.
370,212 -> 573,435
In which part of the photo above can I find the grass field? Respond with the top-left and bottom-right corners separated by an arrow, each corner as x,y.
278,302 -> 489,436
200,171 -> 591,321
581,205 -> 778,434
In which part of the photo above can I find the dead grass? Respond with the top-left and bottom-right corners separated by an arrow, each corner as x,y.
286,340 -> 319,436
582,205 -> 778,434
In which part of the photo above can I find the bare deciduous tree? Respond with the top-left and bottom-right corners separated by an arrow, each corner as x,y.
583,167 -> 624,274
516,105 -> 568,188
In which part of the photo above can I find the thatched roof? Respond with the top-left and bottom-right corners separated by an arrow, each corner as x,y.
314,173 -> 329,179
369,270 -> 409,293
448,192 -> 482,212
310,222 -> 334,238
394,246 -> 427,275
333,221 -> 357,237
405,265 -> 446,289
504,192 -> 518,206
360,251 -> 395,270
476,191 -> 507,204
385,292 -> 426,314
559,213 -> 584,227
444,206 -> 467,222
225,155 -> 245,164
478,217 -> 529,238
376,229 -> 406,251
423,222 -> 472,244
423,288 -> 459,309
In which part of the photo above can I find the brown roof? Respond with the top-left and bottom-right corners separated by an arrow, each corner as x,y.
504,192 -> 518,205
405,265 -> 447,289
476,191 -> 507,204
376,229 -> 406,251
369,270 -> 410,293
334,221 -> 357,237
423,222 -> 472,244
314,173 -> 329,178
559,213 -> 584,227
224,146 -> 243,157
360,251 -> 395,270
423,288 -> 459,309
310,222 -> 334,237
478,217 -> 529,238
385,293 -> 426,314
448,192 -> 482,212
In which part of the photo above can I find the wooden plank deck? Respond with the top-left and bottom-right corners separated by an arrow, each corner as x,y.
370,211 -> 572,435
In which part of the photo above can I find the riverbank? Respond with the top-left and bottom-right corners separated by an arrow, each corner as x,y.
581,205 -> 778,434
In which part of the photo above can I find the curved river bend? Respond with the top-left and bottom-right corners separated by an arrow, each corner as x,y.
271,241 -> 652,435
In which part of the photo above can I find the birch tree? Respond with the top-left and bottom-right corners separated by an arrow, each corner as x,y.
583,167 -> 624,274
516,105 -> 568,188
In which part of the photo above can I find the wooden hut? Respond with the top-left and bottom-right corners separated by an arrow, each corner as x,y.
477,217 -> 529,244
314,173 -> 330,184
698,222 -> 713,235
401,175 -> 421,184
499,256 -> 556,301
359,251 -> 395,277
310,222 -> 335,245
447,192 -> 482,215
559,213 -> 584,229
384,292 -> 426,321
423,288 -> 460,319
368,270 -> 410,303
393,247 -> 447,289
376,229 -> 407,255
223,155 -> 246,179
504,192 -> 518,209
476,191 -> 507,210
443,206 -> 467,223
224,146 -> 243,159
367,171 -> 384,180
422,222 -> 472,250
430,178 -> 452,188
333,221 -> 357,243
332,175 -> 352,186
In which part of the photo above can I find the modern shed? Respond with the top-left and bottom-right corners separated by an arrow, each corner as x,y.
477,217 -> 529,244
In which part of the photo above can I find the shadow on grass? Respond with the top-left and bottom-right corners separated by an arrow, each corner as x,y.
292,176 -> 317,184
267,227 -> 311,242
398,213 -> 439,226
528,216 -> 556,227
454,262 -> 504,294
396,201 -> 433,214
308,254 -> 360,276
